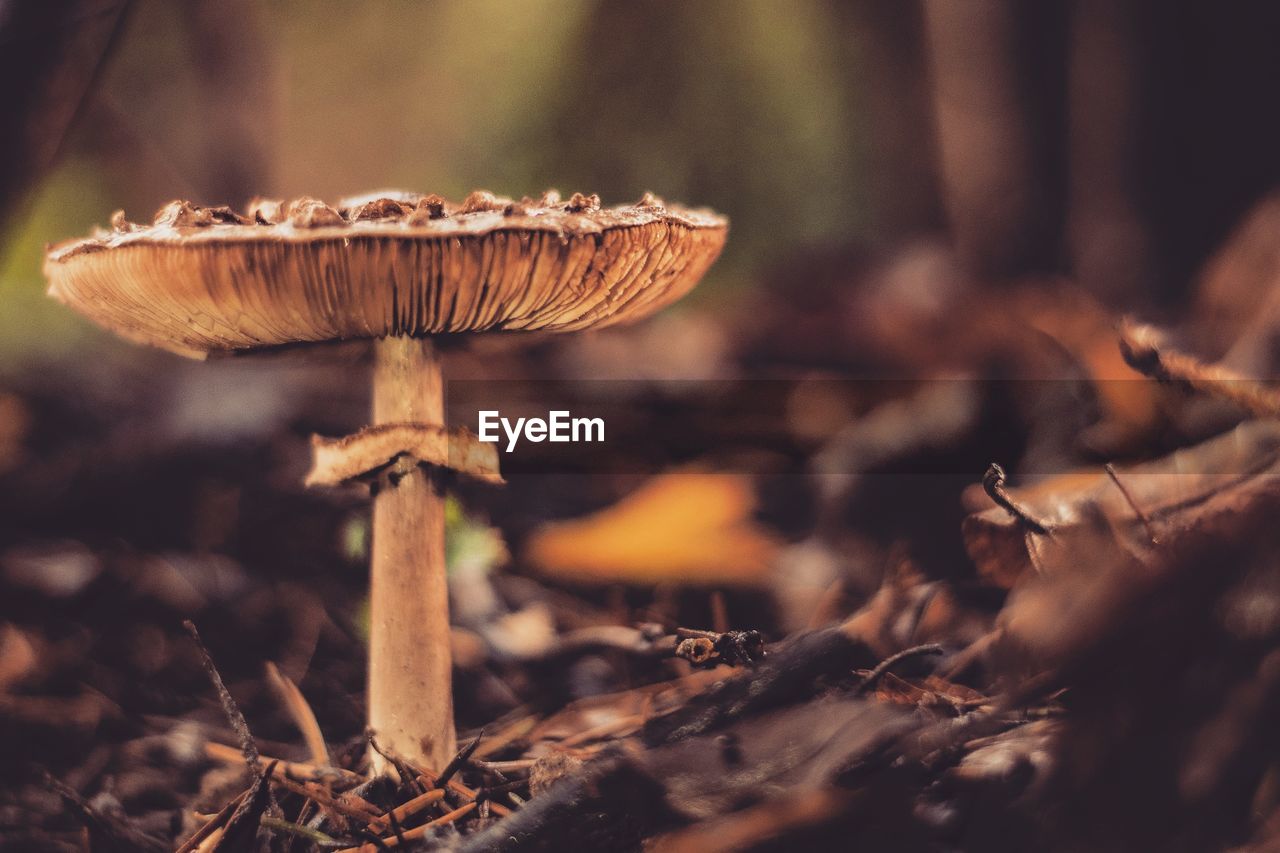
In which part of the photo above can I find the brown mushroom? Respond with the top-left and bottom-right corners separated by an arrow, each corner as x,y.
44,190 -> 727,774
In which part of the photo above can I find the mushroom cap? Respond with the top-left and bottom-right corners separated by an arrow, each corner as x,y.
44,190 -> 727,358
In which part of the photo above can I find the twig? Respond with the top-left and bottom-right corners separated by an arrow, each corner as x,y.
473,758 -> 536,775
369,742 -> 512,817
205,741 -> 362,786
477,778 -> 528,799
386,811 -> 408,847
271,775 -> 382,826
265,661 -> 330,766
674,635 -> 716,665
857,643 -> 945,694
174,790 -> 247,853
337,802 -> 478,853
416,773 -> 511,818
436,730 -> 484,788
183,621 -> 260,773
295,797 -> 318,833
194,828 -> 225,852
261,816 -> 343,848
675,627 -> 766,666
645,627 -> 876,746
352,829 -> 391,851
367,731 -> 424,793
370,788 -> 446,833
1119,318 -> 1280,417
1104,462 -> 1160,545
982,463 -> 1050,535
219,760 -> 277,850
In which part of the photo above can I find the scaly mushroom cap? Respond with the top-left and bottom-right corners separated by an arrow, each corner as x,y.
44,190 -> 727,358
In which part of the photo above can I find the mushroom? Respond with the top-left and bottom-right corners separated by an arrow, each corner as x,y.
43,189 -> 727,774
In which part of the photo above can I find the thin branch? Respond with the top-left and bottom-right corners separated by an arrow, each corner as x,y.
183,620 -> 259,773
436,730 -> 484,788
204,741 -> 362,787
174,790 -> 246,853
336,802 -> 478,853
857,643 -> 946,693
260,816 -> 343,848
367,730 -> 425,793
1104,462 -> 1159,545
982,463 -> 1050,534
370,788 -> 446,833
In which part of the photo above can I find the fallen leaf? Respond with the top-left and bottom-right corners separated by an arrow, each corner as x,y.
963,420 -> 1280,587
0,623 -> 37,692
841,557 -> 989,659
982,419 -> 1280,689
1192,190 -> 1280,372
525,473 -> 780,586
1015,286 -> 1161,444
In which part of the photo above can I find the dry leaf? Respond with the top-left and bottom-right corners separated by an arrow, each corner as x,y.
841,557 -> 989,659
1014,285 -> 1161,444
525,473 -> 780,586
981,419 -> 1280,687
1192,190 -> 1280,371
963,420 -> 1280,588
0,623 -> 37,693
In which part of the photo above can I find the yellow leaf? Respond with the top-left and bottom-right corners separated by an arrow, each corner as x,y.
525,473 -> 780,586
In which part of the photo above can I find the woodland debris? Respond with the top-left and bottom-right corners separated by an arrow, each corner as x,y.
436,731 -> 484,788
174,790 -> 248,853
856,643 -> 946,694
963,420 -> 1280,587
673,627 -> 766,667
1119,318 -> 1280,418
643,627 -> 876,746
45,773 -> 167,853
981,463 -> 1050,535
260,816 -> 343,848
204,742 -> 362,787
338,801 -> 477,852
369,788 -> 445,834
217,763 -> 276,851
264,661 -> 330,767
525,473 -> 780,587
184,621 -> 261,774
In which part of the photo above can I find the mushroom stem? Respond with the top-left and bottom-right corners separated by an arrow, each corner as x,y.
368,336 -> 455,775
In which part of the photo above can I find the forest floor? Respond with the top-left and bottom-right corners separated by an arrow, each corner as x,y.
6,223 -> 1280,851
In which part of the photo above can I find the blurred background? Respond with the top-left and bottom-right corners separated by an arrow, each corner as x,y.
7,0 -> 1280,365
9,2 -> 1280,849
3,0 -> 862,362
